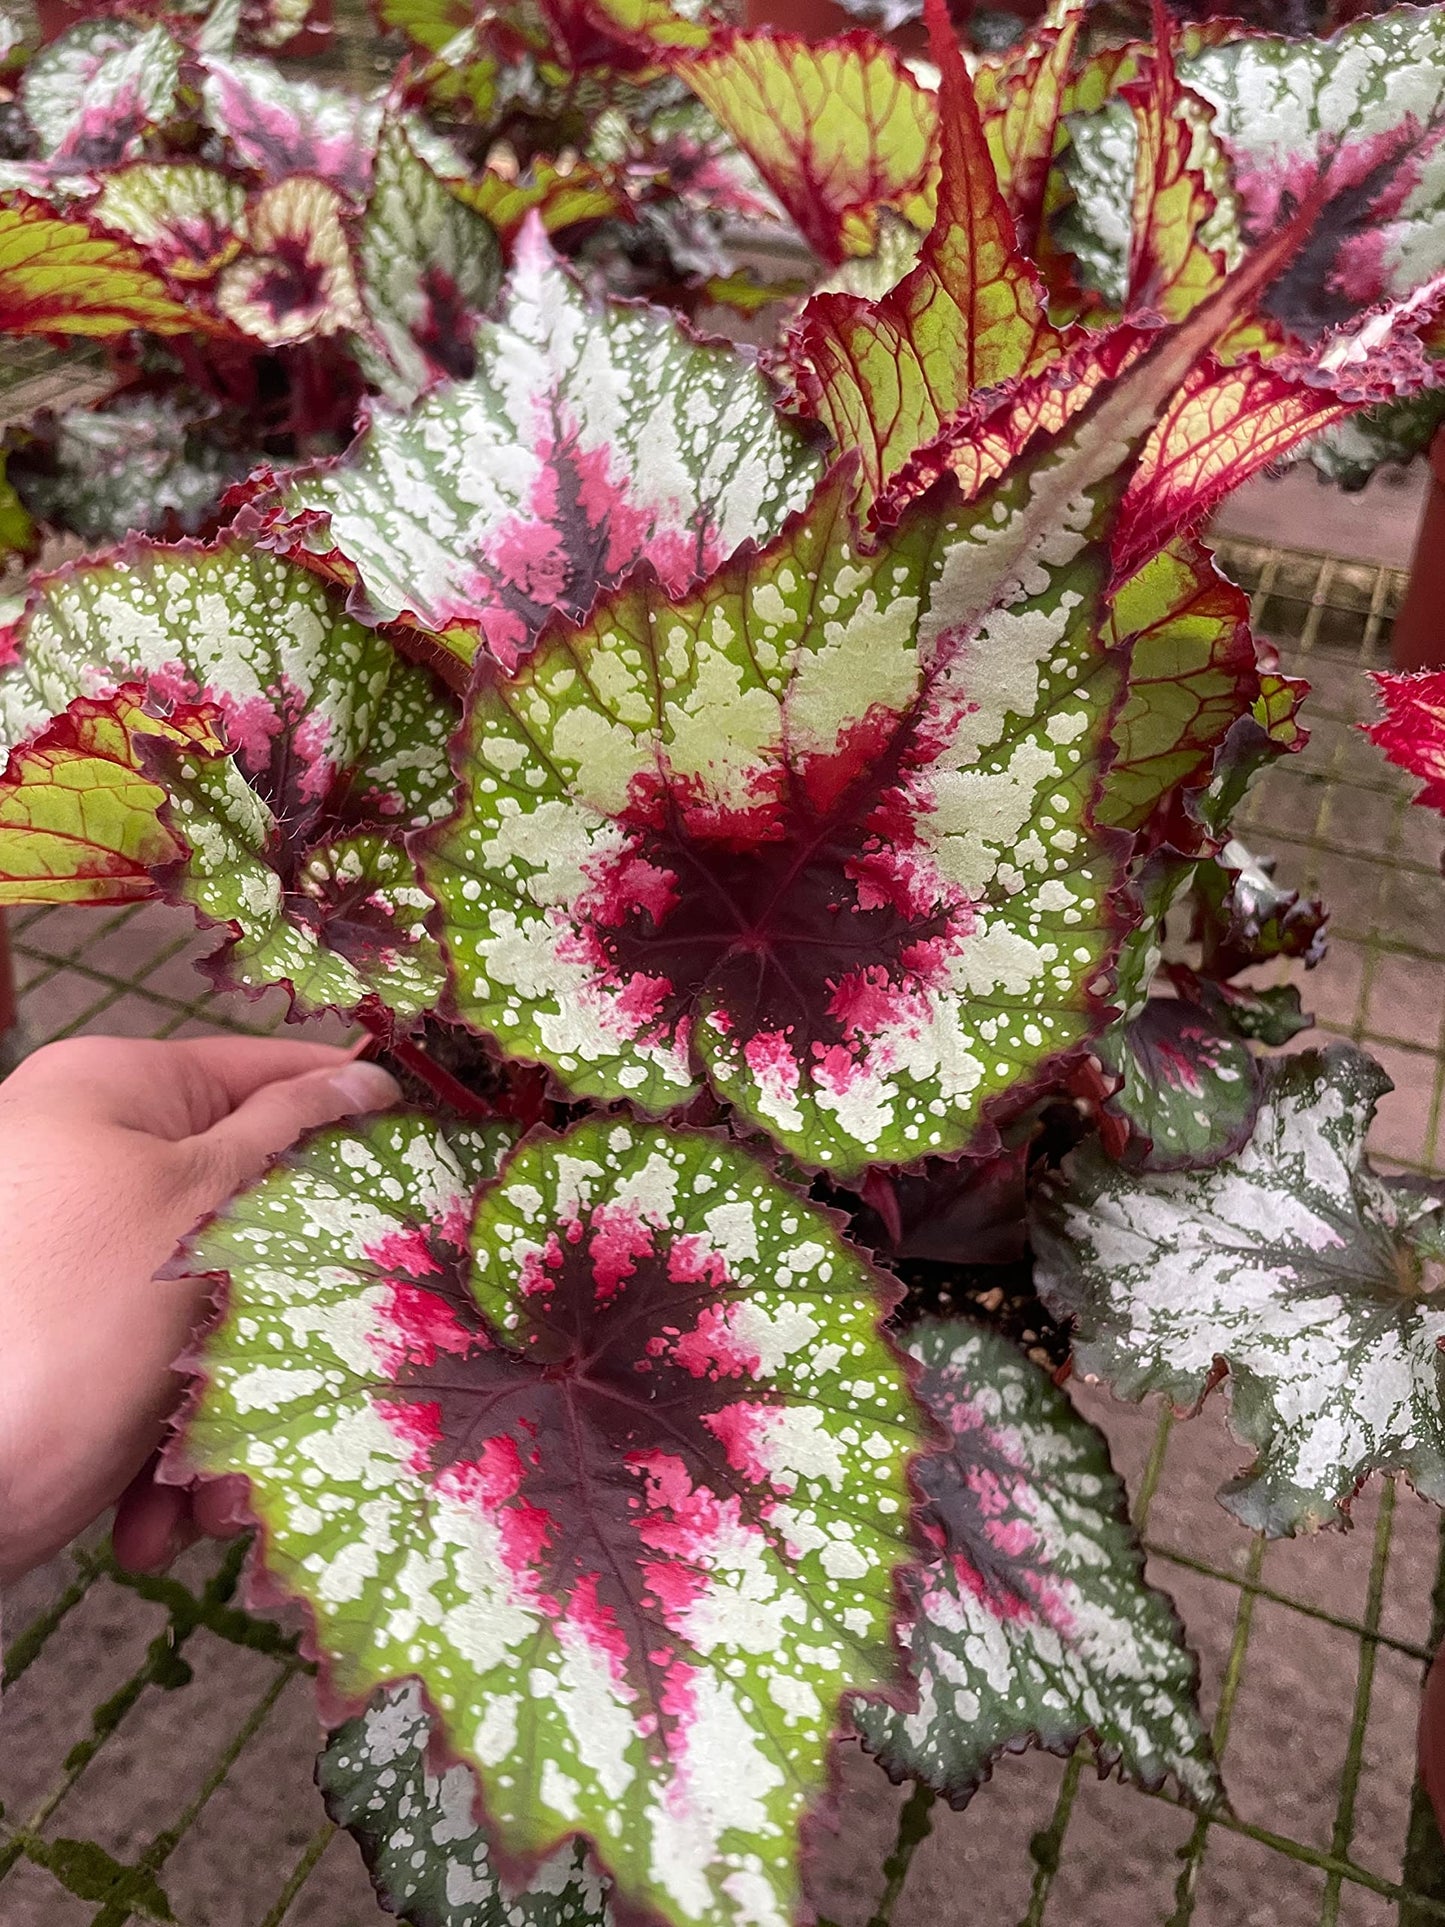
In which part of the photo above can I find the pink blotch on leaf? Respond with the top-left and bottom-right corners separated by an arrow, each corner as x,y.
703,1401 -> 780,1487
370,1280 -> 474,1372
372,1394 -> 443,1477
742,1029 -> 802,1111
666,1233 -> 729,1288
365,1227 -> 443,1278
587,1204 -> 656,1305
669,1301 -> 762,1381
565,1571 -> 634,1677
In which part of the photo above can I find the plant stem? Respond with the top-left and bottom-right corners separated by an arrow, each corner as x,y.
354,1008 -> 495,1121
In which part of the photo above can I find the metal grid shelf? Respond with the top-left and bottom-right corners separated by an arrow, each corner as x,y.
4,537 -> 1445,1926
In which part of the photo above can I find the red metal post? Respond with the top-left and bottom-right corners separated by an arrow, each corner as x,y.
0,911 -> 16,1040
1391,428 -> 1445,673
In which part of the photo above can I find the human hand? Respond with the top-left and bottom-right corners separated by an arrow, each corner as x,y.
0,1034 -> 400,1586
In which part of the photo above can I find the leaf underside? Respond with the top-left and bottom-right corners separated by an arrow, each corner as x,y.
1032,1045 -> 1445,1535
180,1112 -> 925,1927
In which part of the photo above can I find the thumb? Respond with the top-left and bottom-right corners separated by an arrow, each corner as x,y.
188,1058 -> 402,1201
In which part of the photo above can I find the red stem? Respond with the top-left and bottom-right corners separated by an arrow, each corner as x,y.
354,1007 -> 495,1122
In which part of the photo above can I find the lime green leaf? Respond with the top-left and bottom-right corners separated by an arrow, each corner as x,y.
681,32 -> 937,264
0,545 -> 455,1017
0,688 -> 227,907
0,195 -> 199,337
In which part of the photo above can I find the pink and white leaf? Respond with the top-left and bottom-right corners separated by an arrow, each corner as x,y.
421,455 -> 1129,1176
261,222 -> 823,674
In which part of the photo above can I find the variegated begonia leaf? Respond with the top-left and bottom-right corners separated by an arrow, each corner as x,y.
1096,992 -> 1260,1174
1178,8 -> 1445,331
199,55 -> 382,200
680,32 -> 938,265
0,196 -> 198,337
1033,1045 -> 1445,1536
1365,670 -> 1445,814
21,19 -> 180,168
450,158 -> 630,244
263,222 -> 822,677
971,4 -> 1092,263
0,688 -> 225,907
1097,537 -> 1257,836
421,454 -> 1128,1177
1192,835 -> 1328,980
178,1113 -> 925,1927
1305,387 -> 1445,490
320,1681 -> 613,1927
792,3 -> 1063,518
216,177 -> 367,347
0,545 -> 455,1018
849,1318 -> 1216,1806
89,163 -> 248,281
351,118 -> 503,409
10,391 -> 251,543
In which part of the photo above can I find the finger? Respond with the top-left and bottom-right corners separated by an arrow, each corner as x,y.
166,1035 -> 365,1130
187,1059 -> 402,1200
0,1035 -> 359,1139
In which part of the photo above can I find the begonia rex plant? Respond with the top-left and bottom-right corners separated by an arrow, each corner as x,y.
7,1 -> 1445,1922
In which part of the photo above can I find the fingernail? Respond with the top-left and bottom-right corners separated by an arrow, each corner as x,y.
328,1061 -> 402,1114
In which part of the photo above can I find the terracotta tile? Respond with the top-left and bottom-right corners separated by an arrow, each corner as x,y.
72,991 -> 181,1040
1357,952 -> 1445,1051
19,969 -> 121,1043
1363,1041 -> 1445,1170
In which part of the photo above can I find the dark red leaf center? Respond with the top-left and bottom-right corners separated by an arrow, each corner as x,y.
375,1205 -> 785,1720
580,776 -> 970,1059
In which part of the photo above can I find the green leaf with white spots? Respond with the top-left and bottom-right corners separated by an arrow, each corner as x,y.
850,1319 -> 1216,1806
1178,8 -> 1445,328
1303,388 -> 1445,490
261,223 -> 823,676
0,544 -> 456,1018
1096,993 -> 1261,1174
178,1113 -> 925,1927
1032,1045 -> 1445,1535
352,117 -> 503,409
320,1681 -> 614,1927
420,458 -> 1129,1177
10,391 -> 251,544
